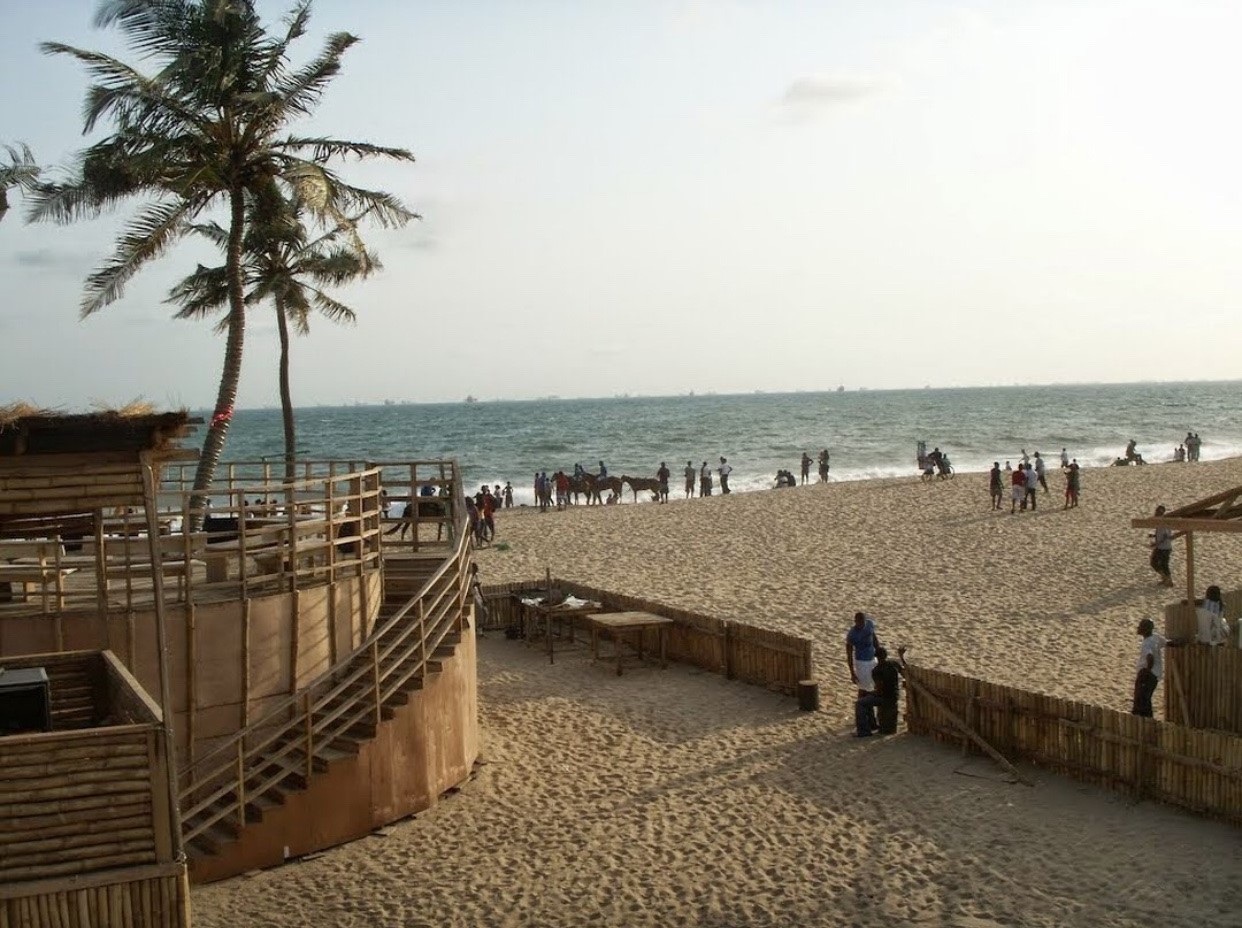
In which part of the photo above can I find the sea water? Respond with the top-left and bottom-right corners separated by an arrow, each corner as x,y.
210,381 -> 1242,505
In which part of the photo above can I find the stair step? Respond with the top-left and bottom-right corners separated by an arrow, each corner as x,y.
245,791 -> 285,821
187,822 -> 237,858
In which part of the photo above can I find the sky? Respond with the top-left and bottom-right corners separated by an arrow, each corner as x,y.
2,0 -> 1241,408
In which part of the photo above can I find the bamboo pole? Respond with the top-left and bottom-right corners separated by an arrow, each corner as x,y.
904,670 -> 1034,786
1184,531 -> 1196,606
139,457 -> 183,860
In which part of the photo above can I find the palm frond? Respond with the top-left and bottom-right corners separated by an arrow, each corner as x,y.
82,197 -> 194,316
307,288 -> 358,327
166,261 -> 229,319
0,143 -> 41,192
267,31 -> 358,121
273,136 -> 415,164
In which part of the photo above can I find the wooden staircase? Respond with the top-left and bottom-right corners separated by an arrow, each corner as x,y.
177,539 -> 472,867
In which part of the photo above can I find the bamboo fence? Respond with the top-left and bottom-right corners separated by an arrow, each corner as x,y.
480,579 -> 814,695
904,663 -> 1242,827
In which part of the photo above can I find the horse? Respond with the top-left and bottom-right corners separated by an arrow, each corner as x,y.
579,473 -> 623,505
622,475 -> 662,502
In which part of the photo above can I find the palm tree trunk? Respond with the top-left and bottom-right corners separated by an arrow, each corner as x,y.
189,186 -> 247,524
275,296 -> 297,483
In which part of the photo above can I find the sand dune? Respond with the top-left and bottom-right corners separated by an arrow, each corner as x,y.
192,459 -> 1242,927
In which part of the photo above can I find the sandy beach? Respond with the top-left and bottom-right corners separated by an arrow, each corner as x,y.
193,459 -> 1242,927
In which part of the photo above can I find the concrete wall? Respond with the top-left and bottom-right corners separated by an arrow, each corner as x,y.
189,622 -> 479,883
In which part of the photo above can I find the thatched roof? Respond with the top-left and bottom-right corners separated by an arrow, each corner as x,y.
0,408 -> 198,458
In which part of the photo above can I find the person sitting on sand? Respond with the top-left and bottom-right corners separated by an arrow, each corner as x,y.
605,491 -> 619,505
845,612 -> 881,697
1124,439 -> 1145,465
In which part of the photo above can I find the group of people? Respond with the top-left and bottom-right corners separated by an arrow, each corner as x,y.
988,449 -> 1081,512
1172,432 -> 1204,463
799,450 -> 831,484
681,457 -> 733,498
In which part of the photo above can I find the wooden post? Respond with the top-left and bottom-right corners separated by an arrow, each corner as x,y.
186,601 -> 197,767
235,739 -> 246,830
797,680 -> 819,711
237,492 -> 249,599
371,639 -> 382,726
304,690 -> 314,782
140,456 -> 184,850
93,508 -> 108,618
1184,531 -> 1196,606
241,598 -> 252,728
1166,656 -> 1191,727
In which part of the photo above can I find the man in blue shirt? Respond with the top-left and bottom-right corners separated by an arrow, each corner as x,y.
845,611 -> 881,697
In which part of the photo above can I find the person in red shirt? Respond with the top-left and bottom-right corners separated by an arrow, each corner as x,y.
480,489 -> 496,541
1011,465 -> 1027,514
555,471 -> 570,510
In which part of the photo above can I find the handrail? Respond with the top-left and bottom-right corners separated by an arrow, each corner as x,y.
177,461 -> 470,844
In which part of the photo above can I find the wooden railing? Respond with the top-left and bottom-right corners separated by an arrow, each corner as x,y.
175,477 -> 472,846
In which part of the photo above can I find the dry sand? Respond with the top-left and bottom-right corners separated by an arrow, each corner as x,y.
192,459 -> 1242,927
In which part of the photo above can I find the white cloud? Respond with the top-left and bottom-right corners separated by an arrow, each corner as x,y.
778,75 -> 889,108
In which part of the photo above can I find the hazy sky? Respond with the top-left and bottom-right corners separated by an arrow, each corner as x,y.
2,0 -> 1241,408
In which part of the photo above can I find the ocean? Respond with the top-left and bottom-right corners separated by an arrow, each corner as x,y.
210,381 -> 1242,505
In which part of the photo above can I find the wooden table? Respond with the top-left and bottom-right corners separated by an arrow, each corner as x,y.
588,611 -> 674,676
516,597 -> 601,664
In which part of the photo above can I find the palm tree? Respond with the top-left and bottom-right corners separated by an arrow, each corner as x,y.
28,0 -> 415,514
0,143 -> 40,222
168,185 -> 380,481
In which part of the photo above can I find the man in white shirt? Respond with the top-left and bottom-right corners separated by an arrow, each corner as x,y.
1034,452 -> 1048,492
717,456 -> 732,495
1131,618 -> 1166,717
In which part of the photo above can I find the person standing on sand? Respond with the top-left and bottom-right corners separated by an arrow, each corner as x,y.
818,449 -> 830,483
700,461 -> 713,497
656,462 -> 670,503
989,462 -> 1003,511
1011,464 -> 1026,514
801,452 -> 812,485
1064,463 -> 1080,509
845,612 -> 881,697
1060,447 -> 1069,469
1024,462 -> 1038,511
1131,618 -> 1168,717
503,481 -> 513,509
1149,505 -> 1176,587
1034,452 -> 1048,492
684,461 -> 696,499
718,457 -> 732,495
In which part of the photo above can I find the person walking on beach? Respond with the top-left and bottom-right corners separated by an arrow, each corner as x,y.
1034,452 -> 1048,492
656,462 -> 670,503
1024,462 -> 1038,511
989,462 -> 1004,510
718,457 -> 732,495
1011,463 -> 1026,513
1148,505 -> 1176,587
700,461 -> 713,497
801,452 -> 812,485
1131,618 -> 1166,717
845,612 -> 881,697
818,449 -> 830,483
684,461 -> 696,499
1064,462 -> 1080,509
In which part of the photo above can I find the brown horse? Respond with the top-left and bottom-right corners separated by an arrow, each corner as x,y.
621,475 -> 661,502
579,473 -> 623,504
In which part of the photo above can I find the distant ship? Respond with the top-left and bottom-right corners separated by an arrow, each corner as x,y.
463,395 -> 478,404
836,385 -> 844,393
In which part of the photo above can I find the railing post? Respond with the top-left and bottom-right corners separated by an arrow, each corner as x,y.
371,639 -> 381,726
235,740 -> 246,828
304,690 -> 314,782
418,600 -> 427,674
